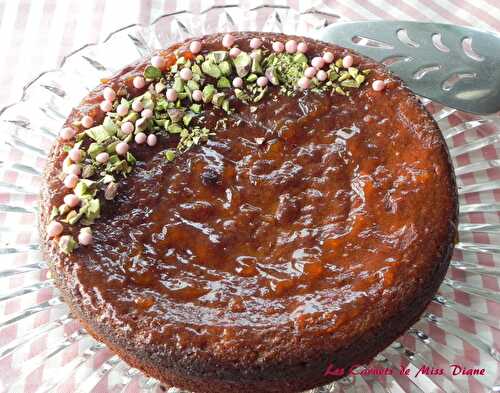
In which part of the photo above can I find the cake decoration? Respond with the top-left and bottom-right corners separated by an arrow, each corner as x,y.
48,34 -> 375,253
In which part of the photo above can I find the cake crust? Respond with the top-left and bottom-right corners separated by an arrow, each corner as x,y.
40,32 -> 458,392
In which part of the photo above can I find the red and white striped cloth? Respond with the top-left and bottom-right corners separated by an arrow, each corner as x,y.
1,0 -> 499,109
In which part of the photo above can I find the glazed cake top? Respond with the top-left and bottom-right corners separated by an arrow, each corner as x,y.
41,32 -> 457,374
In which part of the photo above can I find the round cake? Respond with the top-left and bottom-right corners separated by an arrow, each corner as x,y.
39,32 -> 458,393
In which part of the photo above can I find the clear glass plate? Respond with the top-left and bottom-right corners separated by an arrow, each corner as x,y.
0,4 -> 499,393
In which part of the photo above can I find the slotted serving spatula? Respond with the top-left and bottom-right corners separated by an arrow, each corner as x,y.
315,21 -> 500,114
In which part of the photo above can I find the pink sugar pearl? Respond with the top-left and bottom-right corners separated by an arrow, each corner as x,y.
135,132 -> 147,144
166,88 -> 177,102
316,70 -> 328,81
115,142 -> 129,156
342,55 -> 354,68
96,152 -> 109,164
250,37 -> 262,49
78,231 -> 93,246
100,100 -> 113,112
116,103 -> 129,116
256,76 -> 268,87
232,77 -> 243,88
47,221 -> 63,238
68,148 -> 82,162
64,174 -> 79,189
272,41 -> 284,53
67,164 -> 81,176
311,57 -> 325,69
81,115 -> 93,129
372,80 -> 386,91
192,89 -> 203,101
60,127 -> 75,140
229,47 -> 241,58
103,87 -> 116,102
151,55 -> 164,68
297,42 -> 308,53
179,68 -> 193,81
121,121 -> 134,134
323,51 -> 334,64
131,100 -> 143,112
64,194 -> 80,208
189,40 -> 202,54
141,108 -> 153,119
133,76 -> 146,89
222,34 -> 236,48
146,134 -> 157,146
298,77 -> 311,90
285,40 -> 297,53
304,67 -> 317,78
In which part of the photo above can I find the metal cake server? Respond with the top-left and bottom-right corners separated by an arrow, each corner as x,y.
315,21 -> 500,114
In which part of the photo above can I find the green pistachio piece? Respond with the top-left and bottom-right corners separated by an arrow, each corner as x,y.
253,87 -> 267,102
234,88 -> 250,101
49,207 -> 59,220
265,67 -> 279,85
106,141 -> 119,154
190,103 -> 202,113
167,123 -> 183,134
144,65 -> 162,80
340,79 -> 359,88
59,235 -> 77,255
176,57 -> 186,66
191,64 -> 202,75
202,84 -> 216,103
103,117 -> 118,136
207,51 -> 229,64
222,99 -> 230,113
293,53 -> 308,64
246,73 -> 258,83
167,108 -> 185,123
348,67 -> 359,78
86,125 -> 111,144
187,79 -> 200,91
58,203 -> 70,216
183,113 -> 194,127
355,74 -> 365,85
251,49 -> 263,74
234,52 -> 251,78
155,81 -> 167,94
217,76 -> 231,89
122,111 -> 139,123
335,86 -> 346,95
328,70 -> 339,81
338,71 -> 350,82
67,210 -> 84,225
218,61 -> 232,76
173,77 -> 184,93
88,142 -> 105,159
195,54 -> 204,63
212,92 -> 225,107
84,198 -> 100,221
201,61 -> 221,78
165,150 -> 176,161
362,69 -> 371,75
126,152 -> 136,165
335,58 -> 343,68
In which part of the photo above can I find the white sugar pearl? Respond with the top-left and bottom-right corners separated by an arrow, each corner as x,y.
180,68 -> 193,81
78,231 -> 93,245
67,164 -> 81,176
100,100 -> 113,112
256,76 -> 268,87
68,148 -> 82,162
232,77 -> 243,88
297,42 -> 308,53
272,41 -> 284,52
189,40 -> 202,54
166,88 -> 178,102
121,121 -> 134,134
372,80 -> 386,91
115,142 -> 129,156
81,115 -> 93,129
60,127 -> 75,140
47,221 -> 63,238
342,55 -> 354,68
316,70 -> 328,81
131,100 -> 143,112
250,37 -> 262,49
141,109 -> 153,119
135,132 -> 147,144
151,55 -> 164,68
304,67 -> 317,78
64,194 -> 80,208
64,174 -> 79,189
311,57 -> 325,69
229,47 -> 241,58
96,152 -> 110,164
285,40 -> 297,53
146,134 -> 157,146
103,87 -> 116,102
192,89 -> 203,101
222,34 -> 236,48
116,103 -> 129,116
133,76 -> 146,89
323,51 -> 334,63
298,77 -> 311,90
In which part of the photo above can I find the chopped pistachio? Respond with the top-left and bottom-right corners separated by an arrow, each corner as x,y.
340,79 -> 359,88
88,143 -> 105,159
167,108 -> 185,123
217,76 -> 231,89
187,79 -> 200,91
219,61 -> 232,76
59,235 -> 77,254
183,113 -> 194,126
234,52 -> 251,78
222,99 -> 230,113
265,67 -> 279,85
122,111 -> 139,124
144,65 -> 162,80
155,81 -> 167,93
49,207 -> 59,220
201,61 -> 221,78
338,71 -> 350,82
212,92 -> 225,107
86,125 -> 111,144
246,73 -> 258,83
167,123 -> 183,134
165,150 -> 176,161
348,67 -> 359,78
251,50 -> 263,74
190,103 -> 202,113
202,84 -> 216,103
173,77 -> 184,93
355,74 -> 365,85
126,152 -> 136,165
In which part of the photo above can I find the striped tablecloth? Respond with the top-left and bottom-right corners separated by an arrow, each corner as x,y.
1,0 -> 499,110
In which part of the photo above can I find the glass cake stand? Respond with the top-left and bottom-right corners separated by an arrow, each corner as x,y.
0,4 -> 499,393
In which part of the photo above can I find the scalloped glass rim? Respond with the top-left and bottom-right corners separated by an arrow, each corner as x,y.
0,4 -> 499,393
